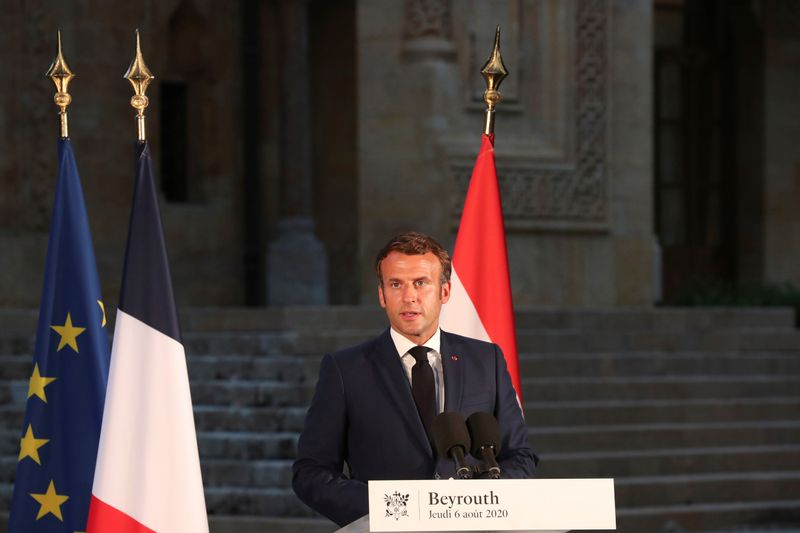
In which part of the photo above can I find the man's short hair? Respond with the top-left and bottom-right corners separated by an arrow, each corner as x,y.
375,231 -> 452,286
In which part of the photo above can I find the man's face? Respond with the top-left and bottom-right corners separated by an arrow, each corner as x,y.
378,251 -> 451,344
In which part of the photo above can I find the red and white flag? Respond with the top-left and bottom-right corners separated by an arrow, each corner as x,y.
87,142 -> 208,533
441,133 -> 522,403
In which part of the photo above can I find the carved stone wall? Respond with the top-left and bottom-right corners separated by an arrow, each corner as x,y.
449,0 -> 609,229
358,0 -> 656,305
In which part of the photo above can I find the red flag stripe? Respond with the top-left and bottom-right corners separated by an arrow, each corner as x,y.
452,134 -> 522,401
87,496 -> 156,533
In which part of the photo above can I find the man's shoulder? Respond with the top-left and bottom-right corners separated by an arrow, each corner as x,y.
440,330 -> 497,353
327,328 -> 392,363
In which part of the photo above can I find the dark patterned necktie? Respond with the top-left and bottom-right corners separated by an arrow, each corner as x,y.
409,345 -> 435,437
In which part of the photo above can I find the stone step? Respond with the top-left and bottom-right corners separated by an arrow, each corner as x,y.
0,430 -> 296,462
197,431 -> 298,461
186,355 -> 307,382
524,397 -> 800,426
0,382 -> 27,407
531,420 -> 800,452
0,457 -> 14,484
202,459 -> 293,489
194,405 -> 307,432
183,333 -> 292,357
181,306 -> 387,334
0,337 -> 35,356
0,406 -> 23,429
516,330 -> 800,354
0,404 -> 308,434
518,352 -> 800,377
0,357 -> 33,380
520,374 -> 800,402
207,515 -> 333,533
615,471 -> 800,508
538,444 -> 800,478
0,353 -> 310,383
512,307 -> 796,332
616,499 -> 800,532
205,486 -> 312,517
189,380 -> 312,407
0,379 -> 314,410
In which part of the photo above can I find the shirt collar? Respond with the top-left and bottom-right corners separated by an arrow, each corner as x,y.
389,327 -> 441,358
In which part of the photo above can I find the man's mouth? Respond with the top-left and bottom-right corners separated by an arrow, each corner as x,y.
400,311 -> 421,320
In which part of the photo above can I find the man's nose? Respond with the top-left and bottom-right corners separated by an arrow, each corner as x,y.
402,284 -> 418,302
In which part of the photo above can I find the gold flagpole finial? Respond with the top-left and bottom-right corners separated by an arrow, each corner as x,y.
124,29 -> 155,142
46,30 -> 75,139
481,26 -> 508,136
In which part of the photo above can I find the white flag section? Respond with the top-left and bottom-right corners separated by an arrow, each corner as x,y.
441,268 -> 491,344
90,310 -> 208,532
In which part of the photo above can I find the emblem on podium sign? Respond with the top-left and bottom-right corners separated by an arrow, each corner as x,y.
384,491 -> 410,521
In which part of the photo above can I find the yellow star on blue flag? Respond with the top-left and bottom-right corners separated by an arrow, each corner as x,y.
50,313 -> 86,353
30,480 -> 69,521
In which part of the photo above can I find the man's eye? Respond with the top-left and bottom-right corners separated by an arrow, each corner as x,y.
415,280 -> 426,287
390,282 -> 401,288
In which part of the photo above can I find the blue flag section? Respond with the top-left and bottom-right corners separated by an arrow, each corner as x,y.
8,139 -> 111,532
118,141 -> 181,342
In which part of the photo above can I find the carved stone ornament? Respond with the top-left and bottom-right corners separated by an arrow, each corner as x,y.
452,0 -> 609,228
403,0 -> 453,40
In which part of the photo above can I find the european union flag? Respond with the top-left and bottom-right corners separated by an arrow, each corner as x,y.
8,139 -> 111,532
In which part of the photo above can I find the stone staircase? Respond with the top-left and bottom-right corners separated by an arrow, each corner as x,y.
1,307 -> 799,532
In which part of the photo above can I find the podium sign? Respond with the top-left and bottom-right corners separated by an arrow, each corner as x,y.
367,478 -> 615,532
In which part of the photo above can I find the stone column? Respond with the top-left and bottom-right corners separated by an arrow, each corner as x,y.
267,0 -> 328,305
357,0 -> 460,301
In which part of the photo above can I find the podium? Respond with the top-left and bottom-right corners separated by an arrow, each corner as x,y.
335,479 -> 615,532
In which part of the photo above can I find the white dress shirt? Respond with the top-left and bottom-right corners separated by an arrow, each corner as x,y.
389,327 -> 445,414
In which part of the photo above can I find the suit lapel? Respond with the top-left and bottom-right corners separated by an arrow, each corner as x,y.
441,331 -> 464,413
372,329 -> 432,455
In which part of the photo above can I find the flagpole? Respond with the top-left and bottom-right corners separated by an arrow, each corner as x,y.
46,30 -> 75,139
481,26 -> 508,136
124,29 -> 155,142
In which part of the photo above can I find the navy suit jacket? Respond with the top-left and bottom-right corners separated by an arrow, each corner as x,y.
292,329 -> 538,527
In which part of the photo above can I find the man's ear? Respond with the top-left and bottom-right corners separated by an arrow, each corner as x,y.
440,280 -> 451,304
378,284 -> 387,309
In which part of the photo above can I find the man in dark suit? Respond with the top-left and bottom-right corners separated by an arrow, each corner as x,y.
292,232 -> 537,527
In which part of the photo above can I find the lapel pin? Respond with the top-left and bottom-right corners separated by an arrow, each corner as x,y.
451,355 -> 459,361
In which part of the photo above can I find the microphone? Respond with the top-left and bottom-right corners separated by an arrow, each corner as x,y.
466,412 -> 502,479
431,412 -> 473,479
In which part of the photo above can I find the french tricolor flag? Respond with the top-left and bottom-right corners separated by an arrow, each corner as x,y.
86,142 -> 208,532
441,133 -> 523,404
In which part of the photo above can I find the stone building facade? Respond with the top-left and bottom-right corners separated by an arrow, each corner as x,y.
1,0 -> 798,309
